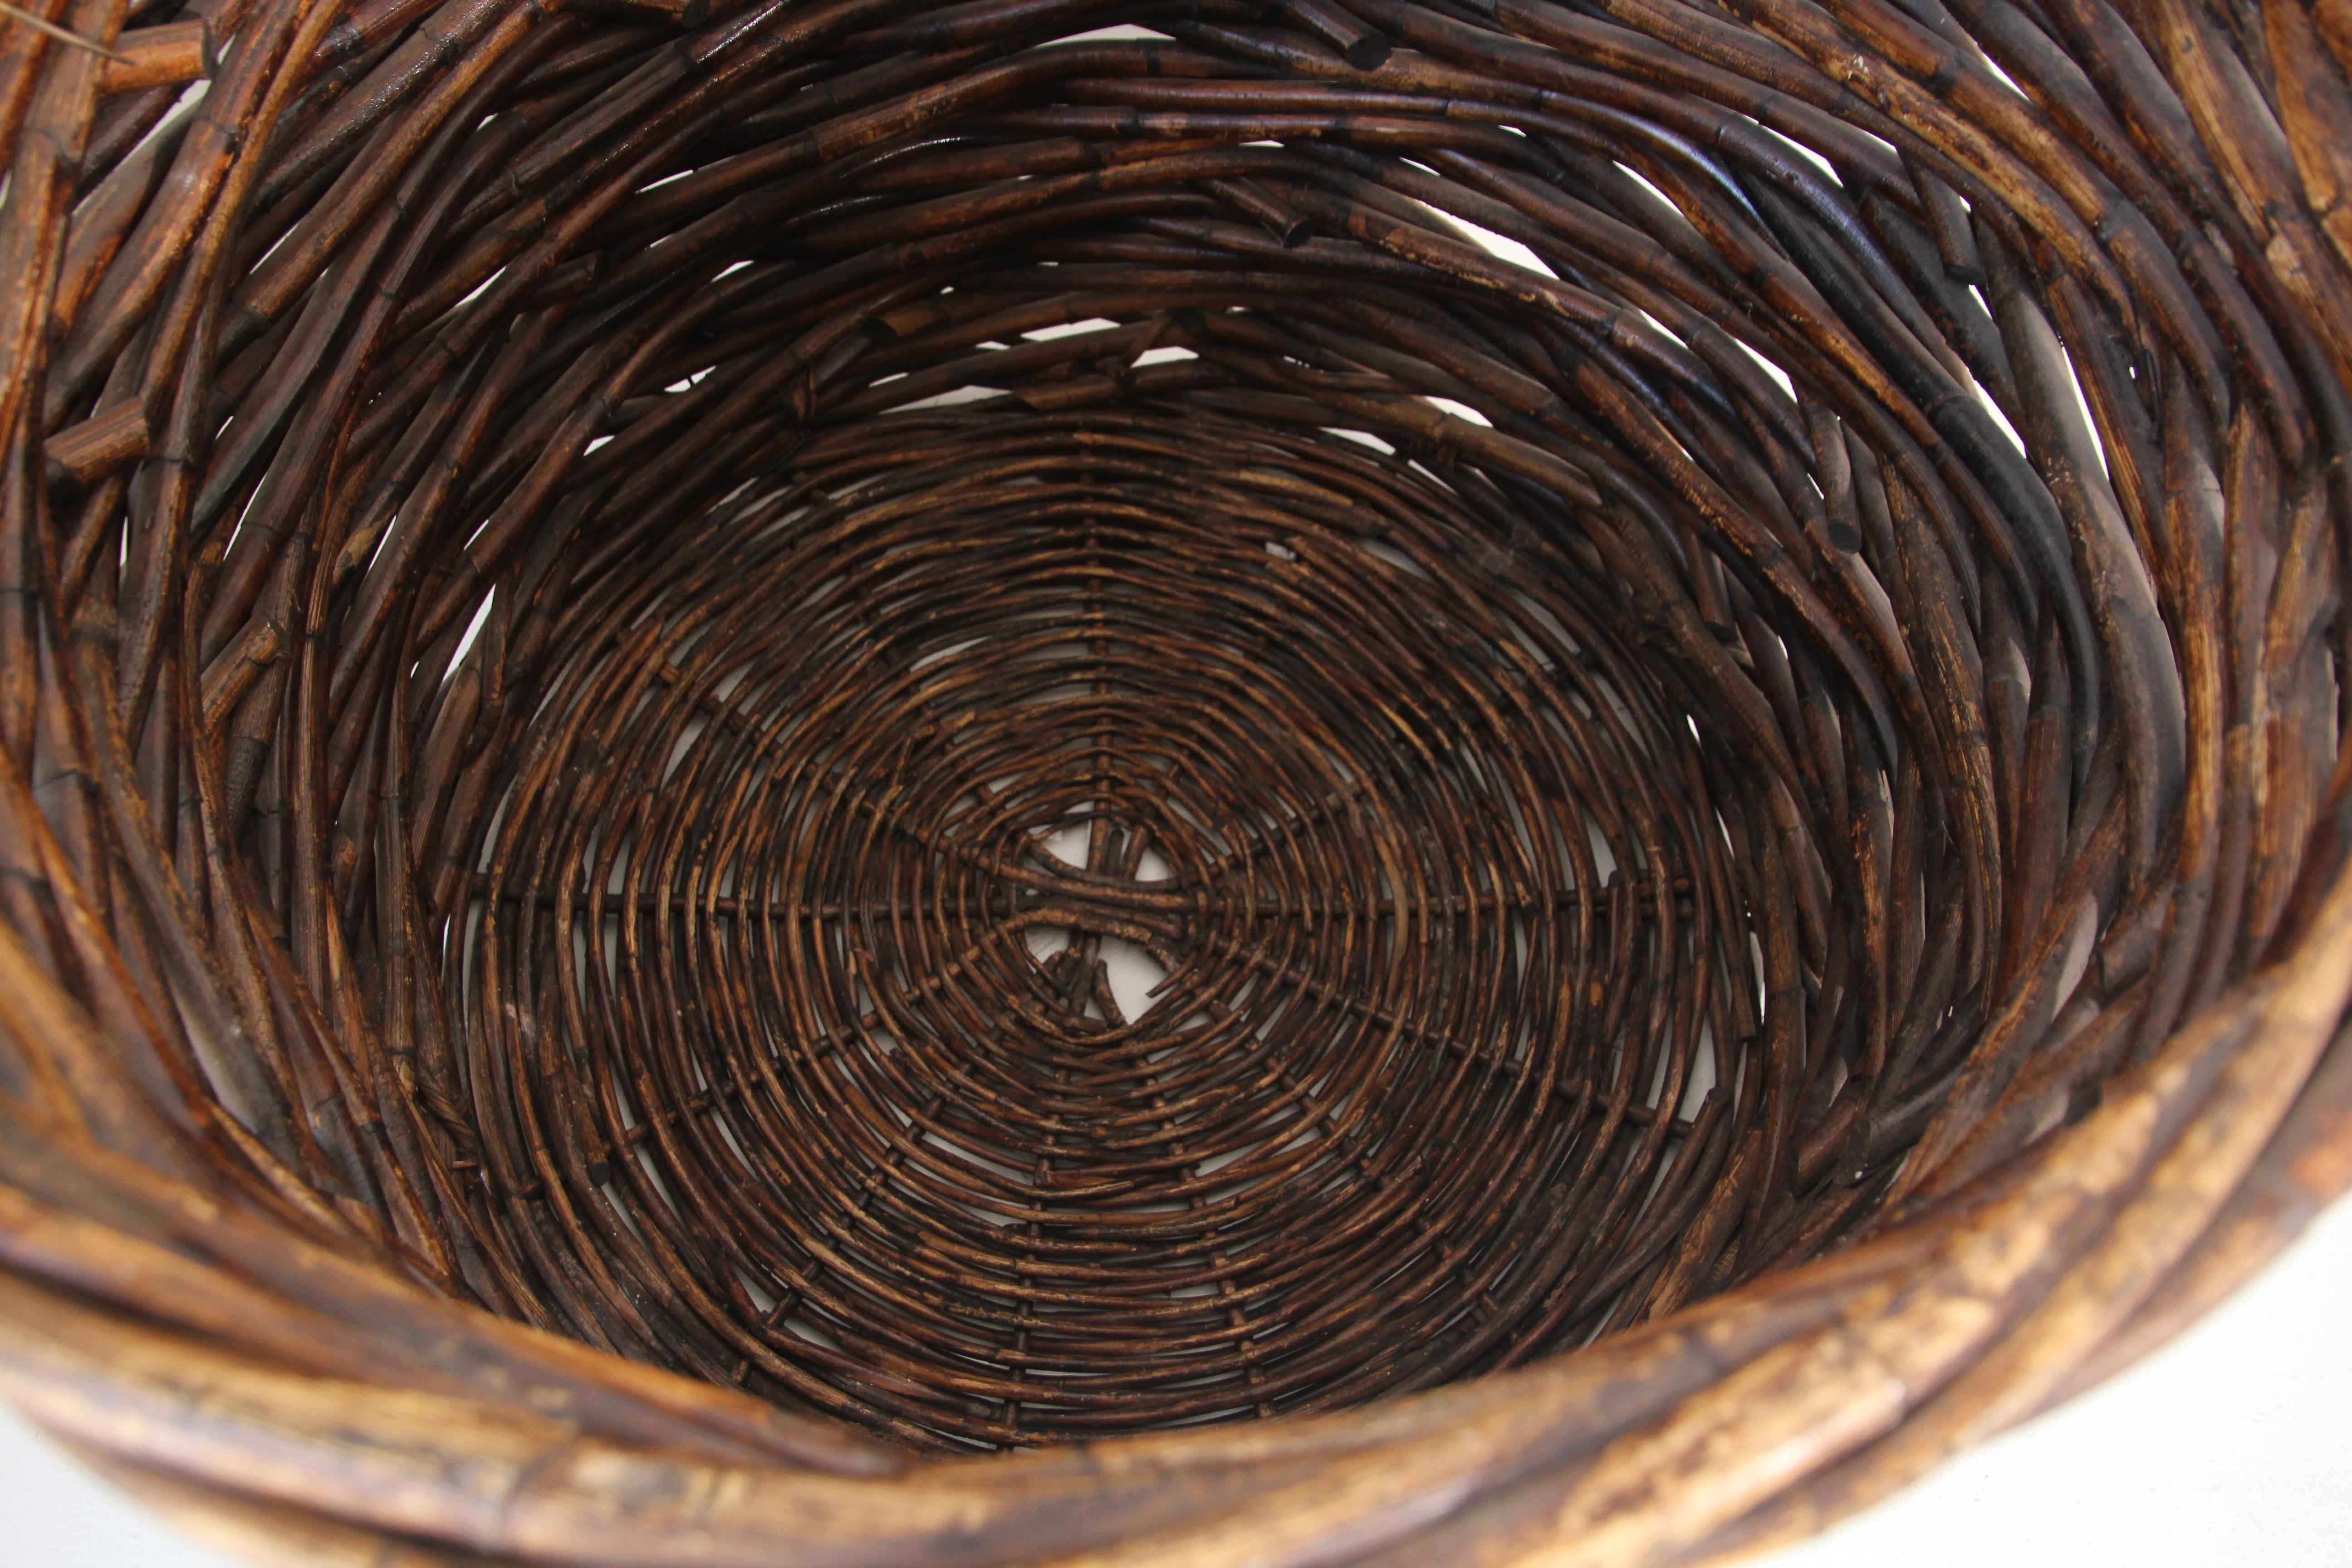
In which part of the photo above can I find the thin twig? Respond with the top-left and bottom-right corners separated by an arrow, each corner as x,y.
0,1 -> 127,61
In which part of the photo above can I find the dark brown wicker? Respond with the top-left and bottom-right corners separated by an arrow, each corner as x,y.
2,0 -> 2351,1561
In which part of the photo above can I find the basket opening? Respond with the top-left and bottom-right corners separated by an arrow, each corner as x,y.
236,9 -> 2041,1450
29,0 -> 2341,1476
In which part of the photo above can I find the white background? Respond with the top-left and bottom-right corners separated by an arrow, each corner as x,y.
4,1195 -> 2345,1567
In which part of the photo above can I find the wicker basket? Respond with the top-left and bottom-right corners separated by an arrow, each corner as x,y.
3,0 -> 2351,1561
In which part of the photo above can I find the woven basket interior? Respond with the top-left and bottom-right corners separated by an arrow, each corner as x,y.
4,0 -> 2352,1559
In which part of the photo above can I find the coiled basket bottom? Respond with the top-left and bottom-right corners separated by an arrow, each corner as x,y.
2,0 -> 2351,1563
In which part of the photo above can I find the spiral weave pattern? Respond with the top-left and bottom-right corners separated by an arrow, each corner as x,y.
1,0 -> 2351,1560
471,407 -> 1804,1443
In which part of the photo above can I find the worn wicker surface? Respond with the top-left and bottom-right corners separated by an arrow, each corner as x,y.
3,0 -> 2352,1561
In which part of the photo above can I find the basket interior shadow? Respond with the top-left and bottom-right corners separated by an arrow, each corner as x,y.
5,0 -> 2352,1563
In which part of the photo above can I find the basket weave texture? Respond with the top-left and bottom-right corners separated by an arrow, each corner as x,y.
3,0 -> 2352,1561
